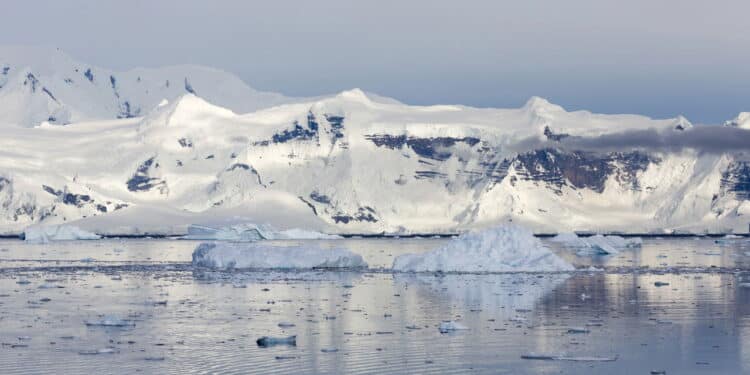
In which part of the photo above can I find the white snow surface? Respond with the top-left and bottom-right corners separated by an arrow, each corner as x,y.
392,224 -> 574,273
183,223 -> 341,241
191,242 -> 367,270
0,47 -> 748,236
0,46 -> 295,127
23,224 -> 101,243
725,112 -> 750,130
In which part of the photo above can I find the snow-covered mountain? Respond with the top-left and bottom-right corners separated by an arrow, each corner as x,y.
0,46 -> 293,127
0,48 -> 748,235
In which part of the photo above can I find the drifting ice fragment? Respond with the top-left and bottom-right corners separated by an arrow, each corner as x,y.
439,321 -> 469,333
550,233 -> 641,255
192,242 -> 367,270
84,315 -> 135,327
256,335 -> 297,347
521,353 -> 618,362
79,348 -> 118,355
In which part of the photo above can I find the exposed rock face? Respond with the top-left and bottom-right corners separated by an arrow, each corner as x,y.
721,161 -> 750,200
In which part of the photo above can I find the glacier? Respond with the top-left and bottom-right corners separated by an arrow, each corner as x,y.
0,47 -> 749,236
182,223 -> 341,241
23,224 -> 101,243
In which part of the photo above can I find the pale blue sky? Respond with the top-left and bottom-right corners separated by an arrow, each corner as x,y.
1,0 -> 748,123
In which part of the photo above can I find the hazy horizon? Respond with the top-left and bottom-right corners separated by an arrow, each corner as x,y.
1,0 -> 748,123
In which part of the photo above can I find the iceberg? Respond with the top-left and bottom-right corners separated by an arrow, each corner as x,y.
23,224 -> 101,243
392,224 -> 574,273
550,233 -> 641,255
191,242 -> 367,270
182,223 -> 341,241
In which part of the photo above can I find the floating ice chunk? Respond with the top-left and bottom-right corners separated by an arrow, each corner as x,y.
183,223 -> 341,241
38,283 -> 62,289
79,348 -> 118,355
84,315 -> 135,327
192,242 -> 367,270
256,335 -> 297,347
23,224 -> 101,243
393,224 -> 574,273
521,353 -> 618,362
550,233 -> 589,247
551,233 -> 641,255
438,321 -> 469,333
715,234 -> 743,244
567,327 -> 590,334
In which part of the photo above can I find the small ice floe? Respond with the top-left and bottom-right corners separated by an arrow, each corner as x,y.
715,234 -> 743,244
566,327 -> 590,334
84,315 -> 135,327
23,224 -> 101,243
521,353 -> 618,362
192,242 -> 367,270
551,233 -> 641,255
275,355 -> 297,360
438,321 -> 469,333
393,224 -> 573,273
256,335 -> 297,347
79,348 -> 118,355
38,283 -> 63,289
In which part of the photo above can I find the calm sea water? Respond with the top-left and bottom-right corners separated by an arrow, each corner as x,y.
1,237 -> 749,374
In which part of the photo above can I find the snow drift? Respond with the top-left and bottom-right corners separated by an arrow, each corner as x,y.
23,224 -> 101,243
191,242 -> 367,270
392,224 -> 574,273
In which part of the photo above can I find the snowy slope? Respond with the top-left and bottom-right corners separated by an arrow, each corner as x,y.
0,46 -> 293,127
0,50 -> 748,235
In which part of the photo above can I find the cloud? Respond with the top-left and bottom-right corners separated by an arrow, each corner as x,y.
512,126 -> 750,155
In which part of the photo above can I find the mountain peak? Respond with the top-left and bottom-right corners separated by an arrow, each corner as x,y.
673,115 -> 693,131
522,96 -> 563,112
335,88 -> 372,104
725,112 -> 750,130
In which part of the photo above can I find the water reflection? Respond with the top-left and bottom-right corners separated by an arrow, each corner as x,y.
1,238 -> 750,373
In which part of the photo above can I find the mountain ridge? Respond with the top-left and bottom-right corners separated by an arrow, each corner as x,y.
0,48 -> 748,235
